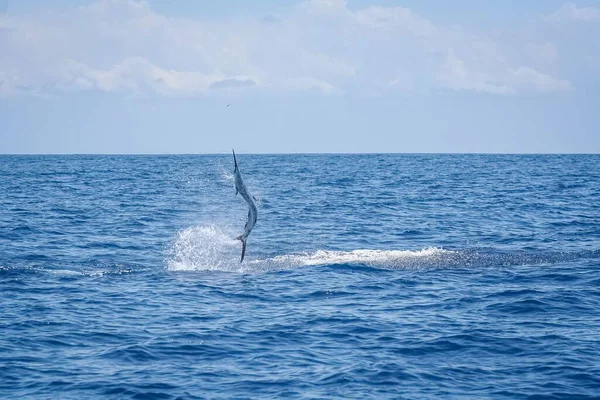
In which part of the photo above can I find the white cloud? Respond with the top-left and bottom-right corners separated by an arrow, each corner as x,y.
353,6 -> 436,37
547,3 -> 600,22
58,57 -> 263,97
435,49 -> 513,95
0,0 -> 577,98
304,0 -> 347,15
63,57 -> 257,96
509,67 -> 572,93
435,50 -> 572,95
281,76 -> 338,95
210,78 -> 257,90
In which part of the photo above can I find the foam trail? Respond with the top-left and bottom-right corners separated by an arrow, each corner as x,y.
258,247 -> 453,269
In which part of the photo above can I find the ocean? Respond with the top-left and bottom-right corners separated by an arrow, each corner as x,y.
1,154 -> 599,399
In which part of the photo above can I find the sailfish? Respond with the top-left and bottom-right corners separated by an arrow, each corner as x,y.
232,150 -> 258,262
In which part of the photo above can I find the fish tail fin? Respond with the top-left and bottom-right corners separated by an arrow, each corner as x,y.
236,235 -> 247,263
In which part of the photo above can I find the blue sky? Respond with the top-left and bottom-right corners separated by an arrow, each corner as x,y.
1,0 -> 599,153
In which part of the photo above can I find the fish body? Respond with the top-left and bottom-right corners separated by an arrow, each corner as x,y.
232,150 -> 258,262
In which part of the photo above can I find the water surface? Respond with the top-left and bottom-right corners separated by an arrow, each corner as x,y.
1,154 -> 599,399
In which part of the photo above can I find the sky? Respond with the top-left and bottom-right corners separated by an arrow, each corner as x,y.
1,0 -> 599,154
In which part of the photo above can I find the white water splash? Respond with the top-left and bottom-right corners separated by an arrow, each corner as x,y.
166,225 -> 245,272
219,165 -> 234,183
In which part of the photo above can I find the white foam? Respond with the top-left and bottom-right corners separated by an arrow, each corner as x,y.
46,269 -> 83,276
166,224 -> 453,272
262,247 -> 451,268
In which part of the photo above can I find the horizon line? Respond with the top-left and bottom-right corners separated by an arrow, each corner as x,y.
0,152 -> 599,156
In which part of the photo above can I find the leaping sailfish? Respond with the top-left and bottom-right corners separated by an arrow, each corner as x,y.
232,150 -> 258,262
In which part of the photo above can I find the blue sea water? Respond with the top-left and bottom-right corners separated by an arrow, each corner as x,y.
0,154 -> 599,399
